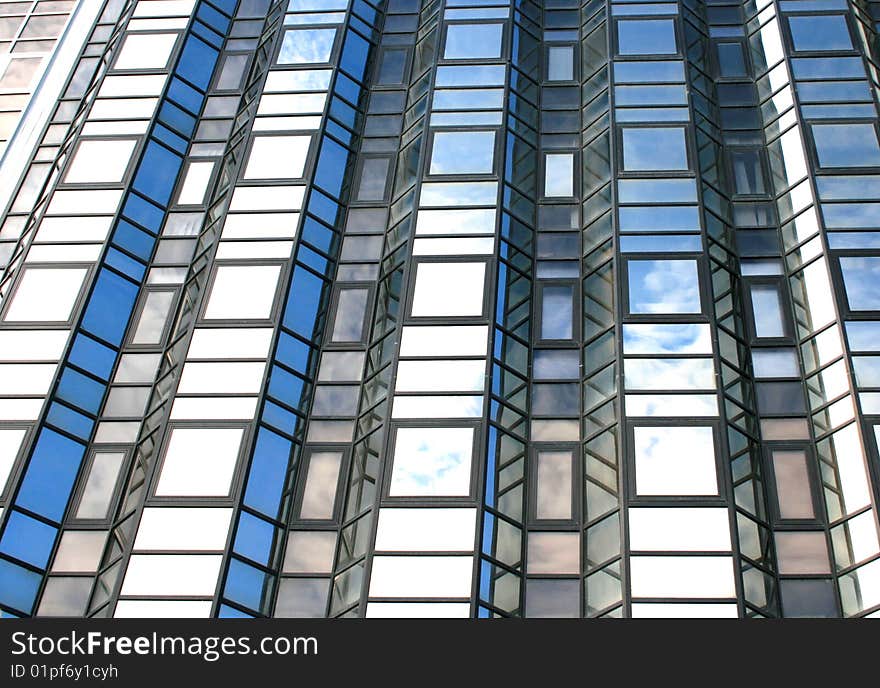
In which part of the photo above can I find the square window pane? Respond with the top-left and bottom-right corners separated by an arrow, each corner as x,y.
390,427 -> 473,497
52,531 -> 106,572
156,427 -> 243,496
622,127 -> 687,171
411,262 -> 485,317
634,425 -> 718,495
528,532 -> 580,574
775,531 -> 831,574
204,264 -> 281,319
429,131 -> 495,175
628,259 -> 701,314
617,19 -> 677,56
444,23 -> 503,60
525,579 -> 579,618
244,135 -> 310,179
752,348 -> 799,378
283,531 -> 337,573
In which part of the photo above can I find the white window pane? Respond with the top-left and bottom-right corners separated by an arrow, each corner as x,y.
177,361 -> 266,393
631,603 -> 738,618
0,428 -> 27,492
366,602 -> 470,618
187,328 -> 273,359
0,364 -> 55,394
0,331 -> 68,361
120,554 -> 222,595
395,360 -> 485,393
298,451 -> 343,519
278,27 -> 336,64
399,325 -> 488,357
131,290 -> 174,344
155,427 -> 243,496
134,507 -> 232,550
4,267 -> 87,322
536,450 -> 573,520
375,508 -> 477,551
75,451 -> 125,519
416,209 -> 496,236
204,264 -> 281,319
51,531 -> 106,572
177,161 -> 214,205
114,32 -> 178,70
410,262 -> 485,317
391,395 -> 484,418
622,323 -> 712,355
390,427 -> 473,496
244,135 -> 311,179
630,556 -> 736,598
229,185 -> 305,211
368,556 -> 472,597
634,425 -> 718,495
624,358 -> 715,390
115,600 -> 212,618
528,532 -> 580,574
282,531 -> 337,573
169,397 -> 258,420
629,507 -> 732,551
65,139 -> 137,183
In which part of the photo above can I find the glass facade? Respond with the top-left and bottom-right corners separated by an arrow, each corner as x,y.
0,0 -> 880,619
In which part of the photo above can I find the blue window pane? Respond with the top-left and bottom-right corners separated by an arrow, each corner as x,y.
334,72 -> 360,105
283,267 -> 323,337
617,19 -> 677,55
812,123 -> 880,168
541,285 -> 574,340
267,364 -> 304,406
306,189 -> 340,226
133,142 -> 182,205
841,256 -> 880,311
0,558 -> 42,613
81,269 -> 139,346
56,368 -> 105,414
197,4 -> 229,34
628,259 -> 701,314
444,23 -> 504,60
158,102 -> 196,138
166,78 -> 204,115
112,221 -> 155,261
46,401 -> 95,440
278,28 -> 336,64
0,511 -> 57,568
122,194 -> 163,233
789,15 -> 851,51
340,31 -> 369,81
618,206 -> 700,232
176,35 -> 218,89
218,604 -> 253,618
105,248 -> 146,282
275,332 -> 312,371
223,557 -> 273,613
262,400 -> 299,435
16,428 -> 86,522
233,512 -> 278,566
313,138 -> 349,198
301,217 -> 334,253
242,428 -> 291,519
69,334 -> 116,381
622,127 -> 688,170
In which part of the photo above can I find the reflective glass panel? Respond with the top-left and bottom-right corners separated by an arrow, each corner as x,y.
389,427 -> 474,497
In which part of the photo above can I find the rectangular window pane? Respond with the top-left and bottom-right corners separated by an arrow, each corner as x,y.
544,153 -> 574,197
547,45 -> 574,81
535,450 -> 573,520
390,427 -> 473,497
75,451 -> 125,519
430,130 -> 495,175
411,262 -> 485,317
132,290 -> 175,344
617,19 -> 677,55
355,157 -> 390,201
622,127 -> 687,171
771,450 -> 815,519
541,285 -> 574,339
628,259 -> 701,314
331,288 -> 369,341
298,451 -> 343,519
750,284 -> 786,337
634,425 -> 718,495
841,257 -> 880,311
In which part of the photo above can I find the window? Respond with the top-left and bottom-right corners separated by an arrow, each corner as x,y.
73,451 -> 125,520
283,531 -> 337,573
375,508 -> 476,551
177,161 -> 214,205
243,135 -> 311,180
780,579 -> 837,617
3,267 -> 87,322
716,42 -> 746,77
752,348 -> 799,378
277,28 -> 336,64
840,257 -> 880,311
629,507 -> 731,551
756,382 -> 806,415
622,127 -> 688,171
155,427 -> 244,497
204,264 -> 281,320
528,532 -> 579,574
297,450 -> 343,520
627,259 -> 701,314
730,149 -> 765,195
216,53 -> 248,89
633,425 -> 718,496
525,579 -> 579,618
330,287 -> 369,342
114,32 -> 178,70
410,262 -> 485,317
354,157 -> 391,201
789,15 -> 851,52
131,290 -> 175,344
544,153 -> 574,197
0,427 -> 27,494
617,19 -> 677,56
547,45 -> 574,81
444,23 -> 504,60
775,532 -> 830,574
812,123 -> 880,168
539,284 -> 575,339
65,139 -> 137,184
376,47 -> 408,84
429,130 -> 496,176
389,426 -> 474,497
749,283 -> 787,337
622,323 -> 712,354
534,449 -> 574,521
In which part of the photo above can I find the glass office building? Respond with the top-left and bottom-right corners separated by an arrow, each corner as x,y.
1,0 -> 880,619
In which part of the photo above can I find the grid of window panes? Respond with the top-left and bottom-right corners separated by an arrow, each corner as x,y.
2,0 -> 880,619
0,0 -> 79,154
